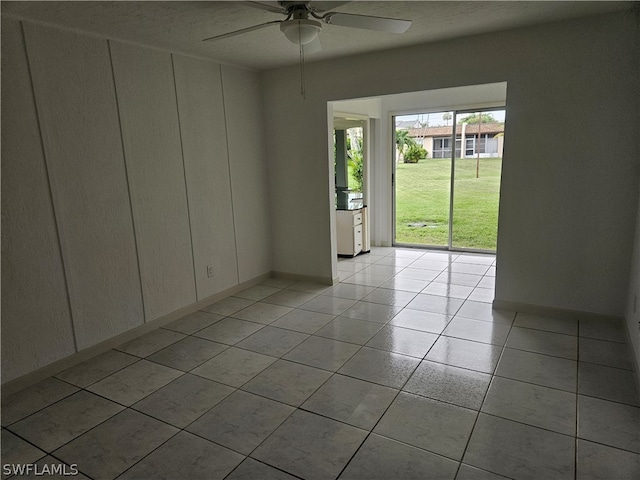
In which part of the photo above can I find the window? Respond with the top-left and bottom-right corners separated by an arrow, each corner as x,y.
466,137 -> 475,156
433,137 -> 451,158
465,134 -> 495,156
485,137 -> 498,154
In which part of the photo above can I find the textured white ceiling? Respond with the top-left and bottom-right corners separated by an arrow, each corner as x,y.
2,1 -> 633,70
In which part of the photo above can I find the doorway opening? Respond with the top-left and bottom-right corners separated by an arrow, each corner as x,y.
333,114 -> 371,257
334,117 -> 365,210
394,107 -> 505,252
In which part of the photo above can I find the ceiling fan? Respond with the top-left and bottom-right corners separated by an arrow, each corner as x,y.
202,1 -> 412,53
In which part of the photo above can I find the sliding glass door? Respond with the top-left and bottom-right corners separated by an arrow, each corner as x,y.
393,107 -> 505,252
451,109 -> 505,250
394,111 -> 453,247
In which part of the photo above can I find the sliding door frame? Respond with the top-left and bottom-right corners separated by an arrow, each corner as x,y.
393,106 -> 505,254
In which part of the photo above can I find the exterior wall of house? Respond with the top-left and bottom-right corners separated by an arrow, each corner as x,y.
1,18 -> 272,383
424,137 -> 434,158
261,11 -> 639,319
408,123 -> 504,159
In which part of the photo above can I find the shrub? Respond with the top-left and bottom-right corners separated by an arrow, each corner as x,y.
404,144 -> 428,163
348,152 -> 363,192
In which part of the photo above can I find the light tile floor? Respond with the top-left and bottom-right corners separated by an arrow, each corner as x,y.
2,247 -> 639,479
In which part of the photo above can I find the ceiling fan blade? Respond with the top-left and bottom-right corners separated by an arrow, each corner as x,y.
245,1 -> 288,15
303,36 -> 322,54
323,12 -> 411,33
202,20 -> 282,42
310,1 -> 350,13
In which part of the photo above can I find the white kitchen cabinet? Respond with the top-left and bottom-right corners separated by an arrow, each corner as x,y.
336,208 -> 364,256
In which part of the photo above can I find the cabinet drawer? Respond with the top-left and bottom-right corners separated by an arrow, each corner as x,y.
336,209 -> 364,256
353,226 -> 363,253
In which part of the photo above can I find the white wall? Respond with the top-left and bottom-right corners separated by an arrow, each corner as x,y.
262,91 -> 335,279
172,56 -> 239,299
0,18 -> 271,383
110,42 -> 197,322
2,11 -> 638,384
222,66 -> 273,282
1,18 -> 77,381
626,182 -> 640,380
261,11 -> 639,316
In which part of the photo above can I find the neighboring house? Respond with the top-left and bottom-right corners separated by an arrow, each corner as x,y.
395,119 -> 424,130
406,123 -> 505,158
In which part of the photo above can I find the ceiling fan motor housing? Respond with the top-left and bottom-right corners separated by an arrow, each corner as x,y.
280,18 -> 322,45
280,1 -> 312,11
202,1 -> 411,45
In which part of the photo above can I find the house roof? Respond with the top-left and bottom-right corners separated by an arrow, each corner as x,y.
396,120 -> 421,129
408,123 -> 504,138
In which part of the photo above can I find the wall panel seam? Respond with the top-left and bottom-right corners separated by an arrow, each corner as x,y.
20,20 -> 78,353
106,39 -> 147,324
219,65 -> 241,281
170,53 -> 199,299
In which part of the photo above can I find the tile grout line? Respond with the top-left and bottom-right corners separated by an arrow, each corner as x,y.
2,376 -> 82,429
237,250 -> 464,478
226,249 -> 490,475
338,258 -> 461,477
9,248 -> 640,479
452,309 -> 517,479
337,251 -> 497,479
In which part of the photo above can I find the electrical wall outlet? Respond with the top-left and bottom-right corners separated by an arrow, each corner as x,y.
207,265 -> 214,278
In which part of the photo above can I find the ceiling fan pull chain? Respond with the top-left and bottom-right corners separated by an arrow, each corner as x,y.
299,25 -> 306,98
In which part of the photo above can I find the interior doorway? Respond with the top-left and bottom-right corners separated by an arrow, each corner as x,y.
393,107 -> 505,252
333,116 -> 366,210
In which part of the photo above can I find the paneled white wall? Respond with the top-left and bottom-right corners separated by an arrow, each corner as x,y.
222,65 -> 272,282
1,18 -> 76,380
262,11 -> 639,317
1,19 -> 271,383
110,43 -> 196,321
172,56 -> 239,299
24,24 -> 145,350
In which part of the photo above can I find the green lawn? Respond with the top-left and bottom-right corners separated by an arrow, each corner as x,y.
395,157 -> 502,250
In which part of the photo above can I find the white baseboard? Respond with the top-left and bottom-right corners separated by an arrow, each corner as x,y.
1,272 -> 270,398
492,299 -> 624,323
271,271 -> 336,286
494,298 -> 640,404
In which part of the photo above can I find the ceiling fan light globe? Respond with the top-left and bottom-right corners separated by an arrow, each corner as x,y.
280,19 -> 321,45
